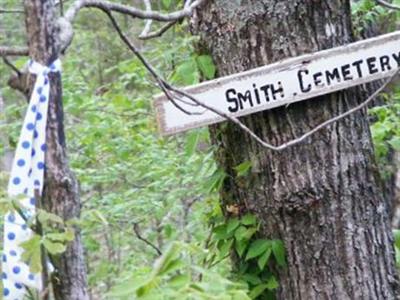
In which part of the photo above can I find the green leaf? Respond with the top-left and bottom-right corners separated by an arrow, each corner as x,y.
257,248 -> 272,270
234,161 -> 252,177
218,239 -> 233,258
162,0 -> 172,9
246,239 -> 270,261
174,59 -> 199,85
235,239 -> 248,258
213,224 -> 232,240
153,242 -> 181,276
185,131 -> 201,157
92,210 -> 108,225
235,226 -> 257,241
196,55 -> 216,80
46,229 -> 74,242
241,214 -> 257,226
20,234 -> 42,273
37,209 -> 63,224
242,274 -> 262,286
204,168 -> 226,194
393,229 -> 400,249
227,218 -> 240,233
137,278 -> 160,297
43,238 -> 67,255
266,275 -> 279,290
159,258 -> 184,276
389,136 -> 400,151
249,284 -> 268,299
109,277 -> 141,297
169,274 -> 190,288
164,224 -> 174,238
234,226 -> 248,241
64,228 -> 75,241
233,291 -> 252,300
272,240 -> 286,267
204,169 -> 226,194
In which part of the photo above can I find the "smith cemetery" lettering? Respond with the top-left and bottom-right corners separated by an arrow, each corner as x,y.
155,31 -> 400,135
225,52 -> 400,113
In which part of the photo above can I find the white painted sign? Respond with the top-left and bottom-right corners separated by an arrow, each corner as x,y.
154,31 -> 400,136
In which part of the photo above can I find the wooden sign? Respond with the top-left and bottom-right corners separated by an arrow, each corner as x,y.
155,31 -> 400,136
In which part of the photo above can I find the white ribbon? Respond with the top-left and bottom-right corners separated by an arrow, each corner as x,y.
2,59 -> 61,299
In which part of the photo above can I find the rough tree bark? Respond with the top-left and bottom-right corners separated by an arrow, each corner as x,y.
23,1 -> 89,299
194,1 -> 400,299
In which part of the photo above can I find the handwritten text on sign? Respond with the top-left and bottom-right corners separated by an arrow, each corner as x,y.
155,31 -> 400,135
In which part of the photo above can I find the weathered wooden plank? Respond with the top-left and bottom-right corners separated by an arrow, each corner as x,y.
154,31 -> 400,136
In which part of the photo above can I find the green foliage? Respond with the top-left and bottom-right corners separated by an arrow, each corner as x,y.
196,55 -> 217,80
170,54 -> 216,85
20,235 -> 42,273
109,242 -> 250,299
234,161 -> 252,177
18,207 -> 76,273
351,0 -> 399,36
393,229 -> 400,267
370,89 -> 400,177
209,215 -> 285,299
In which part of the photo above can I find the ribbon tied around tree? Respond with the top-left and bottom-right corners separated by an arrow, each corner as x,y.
2,59 -> 61,299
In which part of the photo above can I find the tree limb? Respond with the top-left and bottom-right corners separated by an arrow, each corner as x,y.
133,223 -> 162,256
0,46 -> 29,56
1,56 -> 22,76
139,21 -> 177,40
139,0 -> 153,38
64,0 -> 207,23
0,8 -> 24,14
375,0 -> 400,10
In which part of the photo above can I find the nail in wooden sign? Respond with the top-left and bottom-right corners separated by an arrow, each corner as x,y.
154,31 -> 400,136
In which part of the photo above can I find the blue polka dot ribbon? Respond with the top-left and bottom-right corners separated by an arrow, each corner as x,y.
2,59 -> 61,299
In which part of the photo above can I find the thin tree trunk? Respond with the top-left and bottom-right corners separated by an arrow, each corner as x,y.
0,94 -> 13,172
193,1 -> 399,299
23,1 -> 89,299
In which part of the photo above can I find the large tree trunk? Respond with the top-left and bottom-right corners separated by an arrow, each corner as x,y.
194,1 -> 400,299
23,1 -> 89,299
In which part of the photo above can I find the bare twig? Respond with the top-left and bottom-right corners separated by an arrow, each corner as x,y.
104,6 -> 400,152
375,0 -> 400,10
139,0 -> 192,39
0,46 -> 29,56
0,8 -> 24,14
133,223 -> 162,256
64,0 -> 207,23
139,0 -> 153,38
209,254 -> 230,268
1,56 -> 22,76
139,21 -> 177,40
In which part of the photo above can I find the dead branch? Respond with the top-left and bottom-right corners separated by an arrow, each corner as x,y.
375,0 -> 400,10
1,56 -> 22,76
0,46 -> 29,56
139,0 -> 153,38
0,8 -> 24,14
133,223 -> 162,256
139,21 -> 177,40
64,0 -> 207,23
